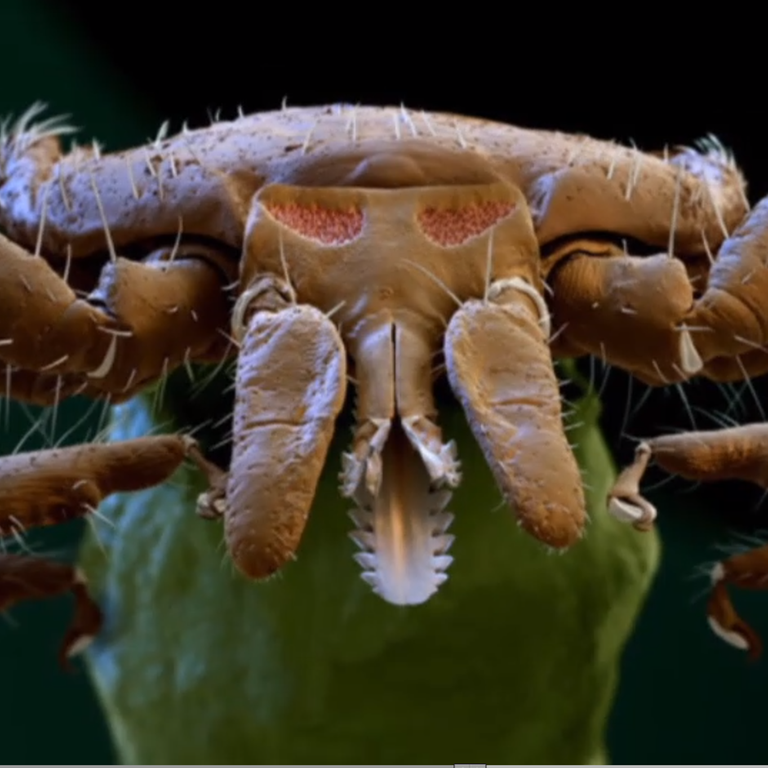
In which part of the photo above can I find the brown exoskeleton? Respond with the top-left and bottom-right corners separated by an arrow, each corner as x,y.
1,103 -> 768,657
0,434 -> 203,664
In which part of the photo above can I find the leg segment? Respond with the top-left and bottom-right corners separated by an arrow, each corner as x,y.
0,231 -> 115,374
547,248 -> 702,385
83,245 -> 235,394
0,434 -> 202,664
609,425 -> 768,656
609,425 -> 768,528
545,182 -> 768,389
0,554 -> 102,669
0,368 -> 85,405
708,550 -> 768,660
0,434 -> 200,535
692,348 -> 768,382
686,197 -> 768,367
0,232 -> 234,397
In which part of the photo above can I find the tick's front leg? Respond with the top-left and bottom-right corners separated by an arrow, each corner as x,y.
0,434 -> 201,535
684,195 -> 768,380
608,423 -> 768,529
0,554 -> 102,669
0,232 -> 235,401
608,423 -> 768,530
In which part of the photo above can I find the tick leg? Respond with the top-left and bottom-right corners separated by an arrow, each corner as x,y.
610,426 -> 768,659
547,249 -> 701,386
547,188 -> 768,387
196,276 -> 347,580
607,443 -> 657,531
0,434 -> 200,535
0,434 -> 200,663
0,231 -> 116,374
0,233 -> 234,394
685,197 -> 768,372
609,424 -> 768,529
707,546 -> 768,660
692,347 -> 768,382
83,244 -> 235,395
445,278 -> 586,548
0,554 -> 103,669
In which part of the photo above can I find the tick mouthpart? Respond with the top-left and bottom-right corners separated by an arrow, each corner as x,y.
341,417 -> 460,606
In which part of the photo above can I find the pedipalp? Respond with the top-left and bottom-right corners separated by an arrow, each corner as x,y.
193,274 -> 348,580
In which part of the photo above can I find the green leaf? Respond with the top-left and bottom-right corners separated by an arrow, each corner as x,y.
80,366 -> 658,764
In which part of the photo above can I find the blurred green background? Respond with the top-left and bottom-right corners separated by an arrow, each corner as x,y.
2,2 -> 768,763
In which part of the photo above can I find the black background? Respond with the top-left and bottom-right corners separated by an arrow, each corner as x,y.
2,1 -> 768,763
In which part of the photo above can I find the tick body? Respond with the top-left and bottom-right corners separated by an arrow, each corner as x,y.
0,104 -> 766,647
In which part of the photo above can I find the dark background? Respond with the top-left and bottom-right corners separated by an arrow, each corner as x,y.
2,2 -> 768,763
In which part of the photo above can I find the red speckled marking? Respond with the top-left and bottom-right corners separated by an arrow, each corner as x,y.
265,203 -> 364,244
418,201 -> 516,246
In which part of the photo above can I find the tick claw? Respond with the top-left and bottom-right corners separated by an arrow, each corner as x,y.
608,442 -> 657,530
707,615 -> 750,653
608,496 -> 657,530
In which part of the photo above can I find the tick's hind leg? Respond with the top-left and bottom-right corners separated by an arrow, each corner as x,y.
0,553 -> 103,669
609,424 -> 768,657
707,545 -> 768,659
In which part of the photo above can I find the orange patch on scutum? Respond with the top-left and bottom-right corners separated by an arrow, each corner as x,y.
417,201 -> 516,246
266,202 -> 364,244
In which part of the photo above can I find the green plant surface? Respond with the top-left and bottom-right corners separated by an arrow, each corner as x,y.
80,367 -> 658,765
